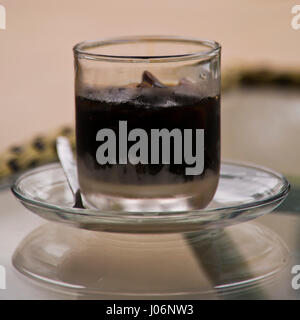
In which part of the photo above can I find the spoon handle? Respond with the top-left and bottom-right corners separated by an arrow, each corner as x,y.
56,136 -> 83,208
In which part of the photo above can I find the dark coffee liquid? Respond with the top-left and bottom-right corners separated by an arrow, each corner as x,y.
76,85 -> 220,187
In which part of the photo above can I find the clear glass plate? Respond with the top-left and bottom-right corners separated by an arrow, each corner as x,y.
11,161 -> 290,233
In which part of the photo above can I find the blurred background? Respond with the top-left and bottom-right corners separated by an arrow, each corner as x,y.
0,0 -> 299,178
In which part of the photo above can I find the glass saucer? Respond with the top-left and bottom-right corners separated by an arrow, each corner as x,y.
11,161 -> 290,233
11,161 -> 290,297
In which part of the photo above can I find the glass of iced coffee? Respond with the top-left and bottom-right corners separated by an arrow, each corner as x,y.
73,36 -> 221,212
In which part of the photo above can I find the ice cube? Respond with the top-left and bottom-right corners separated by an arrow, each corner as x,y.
138,71 -> 167,88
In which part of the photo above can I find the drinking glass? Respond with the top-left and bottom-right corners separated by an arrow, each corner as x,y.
73,36 -> 221,212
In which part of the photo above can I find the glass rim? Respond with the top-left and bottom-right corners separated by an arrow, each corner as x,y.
73,35 -> 221,63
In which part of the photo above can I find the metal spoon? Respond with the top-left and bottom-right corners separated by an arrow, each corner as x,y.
56,136 -> 84,209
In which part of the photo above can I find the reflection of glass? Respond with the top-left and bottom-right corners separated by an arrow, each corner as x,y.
12,222 -> 288,297
73,36 -> 221,212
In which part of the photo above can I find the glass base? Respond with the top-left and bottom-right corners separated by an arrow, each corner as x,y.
84,194 -> 215,212
12,221 -> 289,298
81,172 -> 219,212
